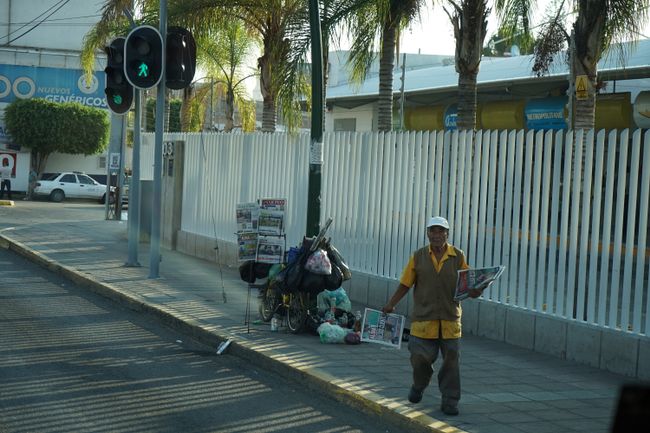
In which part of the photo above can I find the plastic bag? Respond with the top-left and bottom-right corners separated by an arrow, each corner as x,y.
305,249 -> 332,275
317,287 -> 352,313
317,322 -> 347,343
327,244 -> 352,281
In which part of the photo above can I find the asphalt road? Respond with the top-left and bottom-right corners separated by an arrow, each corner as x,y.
0,247 -> 402,433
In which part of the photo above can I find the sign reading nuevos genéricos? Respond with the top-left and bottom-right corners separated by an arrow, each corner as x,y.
0,64 -> 107,109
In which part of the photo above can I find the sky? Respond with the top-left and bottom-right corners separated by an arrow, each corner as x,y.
346,1 -> 650,57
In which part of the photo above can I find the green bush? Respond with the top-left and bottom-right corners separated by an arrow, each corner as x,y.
4,98 -> 109,172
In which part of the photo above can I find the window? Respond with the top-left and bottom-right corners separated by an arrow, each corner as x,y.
98,155 -> 107,169
60,174 -> 77,183
40,173 -> 60,180
77,175 -> 95,185
333,118 -> 357,132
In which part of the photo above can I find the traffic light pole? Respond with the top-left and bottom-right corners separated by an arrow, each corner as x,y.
126,89 -> 142,267
306,0 -> 323,238
149,0 -> 167,278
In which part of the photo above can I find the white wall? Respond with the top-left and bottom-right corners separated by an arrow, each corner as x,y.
325,103 -> 376,132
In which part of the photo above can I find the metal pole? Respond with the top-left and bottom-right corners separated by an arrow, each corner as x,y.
210,76 -> 214,131
126,89 -> 141,266
567,30 -> 575,130
306,0 -> 323,238
116,115 -> 127,220
149,0 -> 167,278
399,53 -> 406,130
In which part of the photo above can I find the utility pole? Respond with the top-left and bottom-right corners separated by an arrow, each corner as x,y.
306,0 -> 324,237
126,88 -> 142,266
149,0 -> 167,278
399,53 -> 406,130
567,30 -> 576,130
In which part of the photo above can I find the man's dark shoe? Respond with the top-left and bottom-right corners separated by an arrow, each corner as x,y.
408,386 -> 423,403
441,403 -> 459,416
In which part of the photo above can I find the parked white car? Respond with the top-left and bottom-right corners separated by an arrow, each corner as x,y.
34,172 -> 115,203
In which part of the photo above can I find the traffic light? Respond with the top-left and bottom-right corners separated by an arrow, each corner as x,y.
124,25 -> 164,89
166,27 -> 196,90
104,37 -> 133,115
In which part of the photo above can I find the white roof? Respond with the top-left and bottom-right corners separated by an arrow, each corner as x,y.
327,39 -> 650,102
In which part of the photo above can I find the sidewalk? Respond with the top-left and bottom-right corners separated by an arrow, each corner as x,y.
0,203 -> 630,433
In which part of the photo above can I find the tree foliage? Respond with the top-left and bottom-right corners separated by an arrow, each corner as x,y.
532,0 -> 650,129
145,98 -> 183,132
4,99 -> 109,174
346,0 -> 426,131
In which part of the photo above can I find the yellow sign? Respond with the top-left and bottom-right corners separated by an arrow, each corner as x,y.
576,75 -> 589,100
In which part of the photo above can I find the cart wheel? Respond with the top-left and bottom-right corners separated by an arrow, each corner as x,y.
287,292 -> 307,333
258,283 -> 279,322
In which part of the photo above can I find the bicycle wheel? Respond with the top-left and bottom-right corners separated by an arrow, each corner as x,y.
258,283 -> 280,322
287,292 -> 307,333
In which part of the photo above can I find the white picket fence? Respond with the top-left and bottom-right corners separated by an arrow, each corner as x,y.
143,129 -> 650,337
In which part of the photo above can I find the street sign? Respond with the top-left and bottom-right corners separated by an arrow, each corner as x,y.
576,75 -> 588,100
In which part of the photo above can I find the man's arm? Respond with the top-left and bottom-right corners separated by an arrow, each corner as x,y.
382,283 -> 410,313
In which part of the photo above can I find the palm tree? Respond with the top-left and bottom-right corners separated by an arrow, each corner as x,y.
277,0 -> 376,131
443,0 -> 535,130
346,0 -> 427,131
444,0 -> 490,130
532,0 -> 650,129
195,21 -> 258,132
169,0 -> 306,132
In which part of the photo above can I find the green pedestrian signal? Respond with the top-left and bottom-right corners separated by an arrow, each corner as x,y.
124,25 -> 163,89
138,62 -> 149,78
104,37 -> 133,115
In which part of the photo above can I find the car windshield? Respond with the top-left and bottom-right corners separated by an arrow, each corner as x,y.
40,173 -> 60,181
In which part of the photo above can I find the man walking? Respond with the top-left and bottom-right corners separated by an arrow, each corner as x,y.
0,159 -> 12,200
382,216 -> 483,416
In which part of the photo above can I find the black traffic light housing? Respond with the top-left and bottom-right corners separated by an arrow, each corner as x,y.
104,37 -> 134,115
124,25 -> 164,89
166,27 -> 196,90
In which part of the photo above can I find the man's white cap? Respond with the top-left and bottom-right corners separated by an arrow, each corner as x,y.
427,216 -> 450,230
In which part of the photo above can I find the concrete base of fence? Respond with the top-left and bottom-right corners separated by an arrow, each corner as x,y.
175,229 -> 649,380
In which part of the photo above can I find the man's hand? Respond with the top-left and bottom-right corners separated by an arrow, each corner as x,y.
382,304 -> 394,314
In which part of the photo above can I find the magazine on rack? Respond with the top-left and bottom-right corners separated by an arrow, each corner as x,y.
258,198 -> 286,235
360,308 -> 406,349
256,235 -> 285,264
236,202 -> 259,233
454,265 -> 506,301
237,232 -> 258,262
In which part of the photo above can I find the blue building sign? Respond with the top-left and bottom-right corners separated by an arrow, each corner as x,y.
0,64 -> 107,109
524,97 -> 568,130
444,104 -> 457,130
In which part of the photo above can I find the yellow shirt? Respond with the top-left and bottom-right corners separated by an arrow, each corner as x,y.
400,244 -> 469,339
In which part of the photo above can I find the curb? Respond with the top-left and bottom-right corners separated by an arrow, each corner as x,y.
0,232 -> 465,433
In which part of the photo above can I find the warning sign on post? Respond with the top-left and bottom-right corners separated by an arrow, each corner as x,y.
576,75 -> 589,100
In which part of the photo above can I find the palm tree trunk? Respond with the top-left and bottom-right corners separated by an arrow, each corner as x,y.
449,0 -> 488,131
572,67 -> 596,130
259,53 -> 276,132
377,21 -> 397,132
457,71 -> 478,130
180,86 -> 193,132
224,85 -> 235,132
572,11 -> 604,131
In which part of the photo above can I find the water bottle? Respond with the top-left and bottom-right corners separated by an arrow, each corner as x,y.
353,310 -> 362,332
271,315 -> 278,331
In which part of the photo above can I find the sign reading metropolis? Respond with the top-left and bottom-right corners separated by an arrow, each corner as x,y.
0,64 -> 107,109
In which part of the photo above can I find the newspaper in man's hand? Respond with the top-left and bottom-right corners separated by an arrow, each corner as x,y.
454,265 -> 506,301
360,308 -> 406,349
